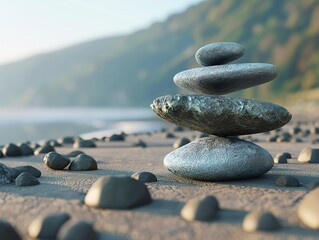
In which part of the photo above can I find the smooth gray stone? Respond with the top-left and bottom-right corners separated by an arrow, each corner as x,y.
57,221 -> 96,240
15,172 -> 40,186
66,150 -> 85,158
34,145 -> 55,155
131,171 -> 157,183
297,188 -> 319,230
195,42 -> 244,66
275,176 -> 300,187
18,143 -> 34,156
58,136 -> 75,144
28,213 -> 70,239
274,153 -> 288,164
73,140 -> 96,148
10,165 -> 41,179
242,211 -> 280,232
0,163 -> 13,185
0,219 -> 22,240
164,136 -> 273,181
2,143 -> 21,157
68,154 -> 97,171
173,137 -> 191,149
43,152 -> 70,170
173,63 -> 278,95
181,195 -> 219,221
298,147 -> 319,163
84,176 -> 152,209
151,94 -> 291,136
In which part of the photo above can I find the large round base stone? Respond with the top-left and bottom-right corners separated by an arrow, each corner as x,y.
164,136 -> 274,181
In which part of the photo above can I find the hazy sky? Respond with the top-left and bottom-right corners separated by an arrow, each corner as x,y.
0,0 -> 203,65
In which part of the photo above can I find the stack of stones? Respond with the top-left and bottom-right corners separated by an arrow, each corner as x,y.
151,42 -> 292,181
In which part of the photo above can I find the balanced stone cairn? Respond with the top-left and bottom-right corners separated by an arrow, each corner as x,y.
151,42 -> 292,181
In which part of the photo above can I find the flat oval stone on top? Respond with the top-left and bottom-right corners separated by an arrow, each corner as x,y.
195,42 -> 244,66
173,63 -> 277,95
151,94 -> 291,136
164,136 -> 274,181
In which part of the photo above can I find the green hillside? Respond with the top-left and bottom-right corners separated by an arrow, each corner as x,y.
0,0 -> 318,107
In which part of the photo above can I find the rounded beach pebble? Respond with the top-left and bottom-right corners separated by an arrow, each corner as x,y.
73,140 -> 96,148
298,147 -> 319,163
0,219 -> 22,240
34,145 -> 55,155
275,176 -> 300,187
0,163 -> 13,185
9,165 -> 41,179
242,211 -> 280,232
274,153 -> 288,164
18,143 -> 34,156
68,154 -> 97,171
173,137 -> 191,149
109,134 -> 125,141
181,195 -> 219,221
57,221 -> 96,240
84,176 -> 152,209
297,188 -> 319,229
28,213 -> 70,239
15,172 -> 40,186
66,150 -> 85,158
2,143 -> 21,157
43,152 -> 70,170
131,171 -> 157,183
195,42 -> 244,66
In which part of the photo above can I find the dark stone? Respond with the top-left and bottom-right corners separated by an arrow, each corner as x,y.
174,126 -> 185,132
242,211 -> 280,232
306,181 -> 319,191
43,152 -> 70,170
58,136 -> 75,144
68,154 -> 97,171
45,139 -> 62,147
84,176 -> 152,209
289,127 -> 301,135
268,135 -> 279,142
73,140 -> 96,148
195,42 -> 244,66
2,143 -> 22,157
109,134 -> 125,141
281,152 -> 292,159
173,63 -> 277,95
274,153 -> 288,164
0,163 -> 13,184
18,143 -> 34,156
0,219 -> 22,240
297,188 -> 319,229
131,172 -> 157,183
181,195 -> 219,221
173,137 -> 191,149
15,172 -> 40,186
310,127 -> 319,135
34,145 -> 55,155
133,140 -> 147,148
66,150 -> 85,158
0,151 -> 3,158
298,147 -> 319,163
165,133 -> 176,139
276,176 -> 300,187
151,94 -> 291,136
57,221 -> 96,240
9,165 -> 41,179
28,213 -> 70,239
199,133 -> 209,138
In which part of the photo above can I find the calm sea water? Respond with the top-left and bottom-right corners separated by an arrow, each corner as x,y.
0,108 -> 169,145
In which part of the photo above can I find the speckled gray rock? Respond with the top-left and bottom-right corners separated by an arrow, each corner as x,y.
195,42 -> 245,66
173,63 -> 277,95
28,213 -> 70,239
131,172 -> 157,183
57,221 -> 96,240
34,145 -> 55,155
181,195 -> 219,221
15,172 -> 40,186
18,143 -> 34,156
274,153 -> 288,164
66,150 -> 85,158
275,176 -> 300,187
9,165 -> 41,179
173,137 -> 191,149
0,219 -> 22,240
0,163 -> 13,184
164,136 -> 273,181
297,188 -> 319,230
84,176 -> 152,209
298,147 -> 319,163
68,154 -> 97,171
43,152 -> 70,170
2,143 -> 21,157
151,94 -> 291,136
73,140 -> 96,149
242,211 -> 280,232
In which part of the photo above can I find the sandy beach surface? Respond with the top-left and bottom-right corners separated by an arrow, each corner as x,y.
1,129 -> 319,240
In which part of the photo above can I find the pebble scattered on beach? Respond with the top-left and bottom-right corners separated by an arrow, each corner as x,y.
242,211 -> 280,232
68,154 -> 97,171
2,143 -> 21,157
0,219 -> 22,240
43,152 -> 70,170
298,147 -> 319,163
34,145 -> 55,155
15,172 -> 40,187
173,137 -> 190,149
73,139 -> 96,149
274,153 -> 288,164
57,221 -> 96,240
298,188 -> 319,230
9,165 -> 41,179
131,171 -> 157,183
275,176 -> 300,187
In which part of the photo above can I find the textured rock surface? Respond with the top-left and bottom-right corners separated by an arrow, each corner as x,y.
195,42 -> 244,66
84,176 -> 152,209
151,94 -> 291,136
181,195 -> 219,221
57,221 -> 96,240
131,171 -> 158,183
9,165 -> 41,179
68,154 -> 97,171
0,163 -> 13,185
298,147 -> 319,163
43,152 -> 70,170
164,136 -> 274,180
0,219 -> 22,240
242,211 -> 280,232
15,172 -> 40,187
297,188 -> 319,230
28,213 -> 70,239
173,63 -> 277,95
